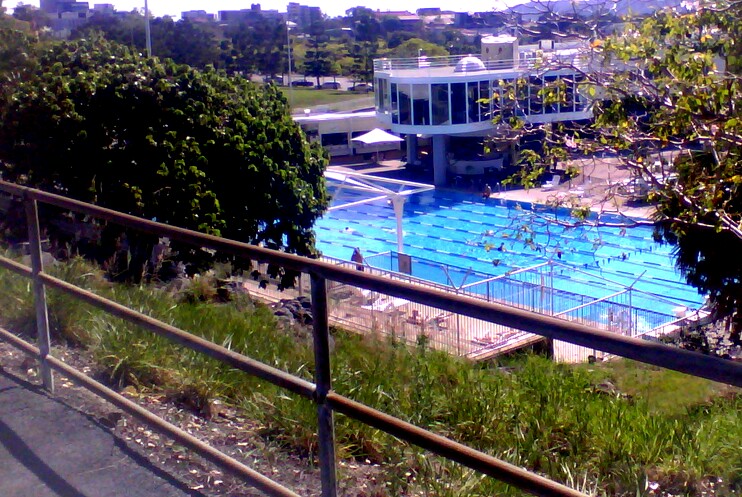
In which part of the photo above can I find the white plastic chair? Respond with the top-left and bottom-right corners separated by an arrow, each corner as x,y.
541,174 -> 561,191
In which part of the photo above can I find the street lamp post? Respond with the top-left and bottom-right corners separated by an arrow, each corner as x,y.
286,20 -> 296,110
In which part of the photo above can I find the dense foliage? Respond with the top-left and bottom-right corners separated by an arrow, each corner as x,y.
0,37 -> 329,271
506,1 -> 742,336
591,1 -> 742,334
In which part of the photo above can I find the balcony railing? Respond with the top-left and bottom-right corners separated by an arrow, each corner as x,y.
0,179 -> 740,497
373,51 -> 589,74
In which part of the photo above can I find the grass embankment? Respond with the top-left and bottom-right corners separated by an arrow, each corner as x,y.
0,257 -> 739,496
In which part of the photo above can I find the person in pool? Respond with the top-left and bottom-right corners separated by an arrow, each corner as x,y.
351,247 -> 364,271
482,184 -> 492,198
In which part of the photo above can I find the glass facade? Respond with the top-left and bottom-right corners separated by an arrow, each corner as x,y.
431,83 -> 449,125
376,74 -> 587,126
390,82 -> 398,124
450,83 -> 466,125
412,84 -> 430,125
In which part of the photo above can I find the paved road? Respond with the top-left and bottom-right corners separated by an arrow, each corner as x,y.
0,368 -> 204,497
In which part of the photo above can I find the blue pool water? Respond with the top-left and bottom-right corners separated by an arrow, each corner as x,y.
315,189 -> 705,316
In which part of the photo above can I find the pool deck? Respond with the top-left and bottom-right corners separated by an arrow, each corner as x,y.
329,155 -> 656,219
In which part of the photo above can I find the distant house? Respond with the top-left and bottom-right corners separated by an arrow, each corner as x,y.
374,10 -> 423,31
182,10 -> 215,22
287,2 -> 322,29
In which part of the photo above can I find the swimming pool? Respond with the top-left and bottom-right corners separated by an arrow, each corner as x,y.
315,188 -> 705,317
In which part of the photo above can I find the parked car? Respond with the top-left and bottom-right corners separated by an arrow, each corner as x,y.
318,81 -> 341,90
291,80 -> 314,87
348,83 -> 373,93
262,76 -> 284,85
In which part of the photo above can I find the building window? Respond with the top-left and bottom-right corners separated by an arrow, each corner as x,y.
516,78 -> 528,118
543,76 -> 559,114
391,83 -> 398,124
467,81 -> 479,123
398,84 -> 412,125
500,79 -> 515,120
383,79 -> 391,113
412,84 -> 430,125
431,83 -> 449,125
574,74 -> 585,111
529,76 -> 543,115
490,81 -> 501,120
479,81 -> 490,122
563,76 -> 575,112
375,77 -> 381,111
321,133 -> 348,147
451,82 -> 466,125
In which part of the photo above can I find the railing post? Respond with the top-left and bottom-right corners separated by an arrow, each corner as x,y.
310,273 -> 338,497
24,197 -> 54,392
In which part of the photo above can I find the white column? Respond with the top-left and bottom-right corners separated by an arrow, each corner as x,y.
390,195 -> 406,254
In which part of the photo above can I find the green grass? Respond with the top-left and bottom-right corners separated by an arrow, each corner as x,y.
279,87 -> 371,109
1,256 -> 740,496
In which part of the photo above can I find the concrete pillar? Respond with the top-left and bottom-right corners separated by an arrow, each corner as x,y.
406,134 -> 418,164
432,134 -> 448,186
390,195 -> 406,254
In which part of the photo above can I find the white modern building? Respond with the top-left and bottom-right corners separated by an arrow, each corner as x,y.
373,35 -> 593,185
294,110 -> 401,158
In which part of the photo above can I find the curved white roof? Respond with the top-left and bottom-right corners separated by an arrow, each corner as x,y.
454,56 -> 486,73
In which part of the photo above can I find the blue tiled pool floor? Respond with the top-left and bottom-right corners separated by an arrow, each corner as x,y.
316,189 -> 704,316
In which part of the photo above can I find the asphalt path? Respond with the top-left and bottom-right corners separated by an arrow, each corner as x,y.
0,367 -> 204,497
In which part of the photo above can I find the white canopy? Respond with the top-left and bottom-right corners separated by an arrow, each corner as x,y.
351,128 -> 404,145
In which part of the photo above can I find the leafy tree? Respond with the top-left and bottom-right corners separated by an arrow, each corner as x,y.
71,11 -> 144,49
389,38 -> 449,58
346,6 -> 381,83
0,26 -> 38,84
506,1 -> 742,338
73,14 -> 223,70
348,39 -> 378,83
303,19 -> 334,85
11,3 -> 50,31
0,38 -> 329,281
149,17 -> 221,69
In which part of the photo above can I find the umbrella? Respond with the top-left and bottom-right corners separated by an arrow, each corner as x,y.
351,128 -> 403,163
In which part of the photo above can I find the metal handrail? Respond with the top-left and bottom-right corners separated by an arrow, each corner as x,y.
1,180 -> 740,497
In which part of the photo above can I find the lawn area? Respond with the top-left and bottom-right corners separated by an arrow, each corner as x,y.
279,87 -> 372,110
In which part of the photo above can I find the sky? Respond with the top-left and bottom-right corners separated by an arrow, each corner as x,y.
9,0 -> 516,19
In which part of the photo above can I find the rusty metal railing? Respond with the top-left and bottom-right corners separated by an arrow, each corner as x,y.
0,180 -> 740,497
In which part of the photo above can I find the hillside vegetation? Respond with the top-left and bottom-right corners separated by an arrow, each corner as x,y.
0,256 -> 739,496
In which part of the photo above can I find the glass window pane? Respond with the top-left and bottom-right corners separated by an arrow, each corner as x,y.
398,84 -> 412,125
451,82 -> 466,125
574,75 -> 585,111
467,81 -> 479,123
479,81 -> 490,122
490,81 -> 501,120
431,83 -> 449,125
529,76 -> 542,115
564,76 -> 575,112
391,83 -> 398,124
544,76 -> 558,114
412,84 -> 430,125
501,79 -> 515,120
516,78 -> 528,118
383,79 -> 391,113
